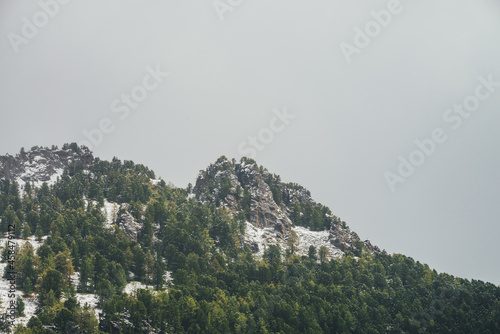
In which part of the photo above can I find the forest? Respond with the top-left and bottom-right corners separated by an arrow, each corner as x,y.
0,147 -> 499,333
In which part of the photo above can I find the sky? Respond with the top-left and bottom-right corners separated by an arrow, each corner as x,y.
1,0 -> 500,284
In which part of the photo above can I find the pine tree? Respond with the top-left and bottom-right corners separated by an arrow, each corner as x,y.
13,215 -> 22,238
308,246 -> 317,262
133,245 -> 146,281
17,296 -> 25,316
145,251 -> 155,284
22,223 -> 31,239
0,206 -> 16,233
153,256 -> 165,290
319,246 -> 330,264
35,224 -> 43,242
79,257 -> 94,293
55,250 -> 74,286
287,230 -> 299,255
23,278 -> 33,296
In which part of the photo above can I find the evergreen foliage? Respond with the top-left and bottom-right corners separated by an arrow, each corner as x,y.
0,154 -> 497,333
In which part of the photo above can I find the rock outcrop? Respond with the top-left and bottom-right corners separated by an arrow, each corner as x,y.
194,157 -> 294,236
0,143 -> 93,187
117,211 -> 142,242
193,156 -> 379,256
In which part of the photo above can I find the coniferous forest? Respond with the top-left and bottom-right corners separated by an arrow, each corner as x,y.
0,145 -> 499,333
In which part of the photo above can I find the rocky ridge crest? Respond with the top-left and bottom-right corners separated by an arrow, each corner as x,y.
193,156 -> 380,255
0,143 -> 93,187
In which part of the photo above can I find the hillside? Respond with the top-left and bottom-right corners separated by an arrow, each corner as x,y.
0,144 -> 498,333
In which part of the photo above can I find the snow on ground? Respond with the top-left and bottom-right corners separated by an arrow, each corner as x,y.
0,235 -> 47,252
83,197 -> 119,228
75,293 -> 100,318
102,199 -> 119,228
71,269 -> 100,318
0,261 -> 39,328
293,226 -> 343,258
151,179 -> 162,186
244,222 -> 286,258
124,281 -> 155,295
244,222 -> 343,260
0,236 -> 47,327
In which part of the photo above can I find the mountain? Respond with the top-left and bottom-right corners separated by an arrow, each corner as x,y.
0,144 -> 499,334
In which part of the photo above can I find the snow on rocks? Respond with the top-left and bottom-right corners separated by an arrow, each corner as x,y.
244,222 -> 343,260
71,271 -> 80,288
163,271 -> 173,285
16,167 -> 64,192
83,197 -> 119,229
0,145 -> 93,191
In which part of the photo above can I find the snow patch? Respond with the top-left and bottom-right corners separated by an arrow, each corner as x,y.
244,222 -> 343,260
75,293 -> 100,318
0,236 -> 46,327
244,222 -> 284,258
124,281 -> 155,295
102,200 -> 119,228
16,167 -> 64,192
151,179 -> 162,186
164,271 -> 173,284
293,226 -> 343,258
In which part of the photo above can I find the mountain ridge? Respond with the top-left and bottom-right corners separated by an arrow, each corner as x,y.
0,144 -> 499,333
0,145 -> 379,259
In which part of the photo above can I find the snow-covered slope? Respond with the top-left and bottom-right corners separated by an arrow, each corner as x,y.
244,222 -> 344,259
0,236 -> 46,327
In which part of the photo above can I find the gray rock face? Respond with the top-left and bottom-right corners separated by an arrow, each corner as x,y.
0,144 -> 93,186
329,224 -> 358,252
248,178 -> 292,234
117,211 -> 142,242
194,157 -> 293,236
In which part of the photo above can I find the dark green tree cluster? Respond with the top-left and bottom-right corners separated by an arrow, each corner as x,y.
289,201 -> 337,231
100,244 -> 500,333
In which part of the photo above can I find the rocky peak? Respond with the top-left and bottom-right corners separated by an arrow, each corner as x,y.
0,143 -> 94,188
193,156 -> 379,256
194,157 -> 291,235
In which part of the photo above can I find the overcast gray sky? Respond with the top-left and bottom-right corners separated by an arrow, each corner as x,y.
1,0 -> 500,284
